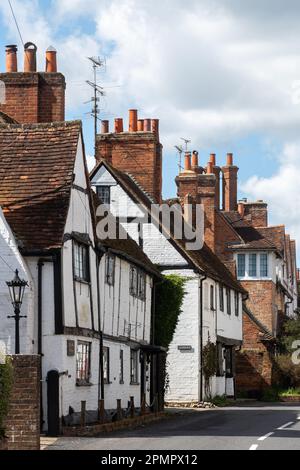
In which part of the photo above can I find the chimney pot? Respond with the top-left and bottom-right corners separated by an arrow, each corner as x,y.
209,153 -> 216,166
184,152 -> 192,171
151,119 -> 159,135
238,202 -> 245,217
101,120 -> 109,134
207,161 -> 214,174
129,109 -> 138,132
191,150 -> 199,167
115,118 -> 124,133
227,153 -> 233,166
5,45 -> 18,72
137,119 -> 144,131
144,119 -> 151,132
24,42 -> 37,72
46,46 -> 57,72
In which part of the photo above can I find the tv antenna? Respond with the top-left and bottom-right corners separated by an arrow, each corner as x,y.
180,137 -> 191,152
175,145 -> 184,172
87,56 -> 106,154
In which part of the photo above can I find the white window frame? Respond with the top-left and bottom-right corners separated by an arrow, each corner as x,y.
236,252 -> 270,280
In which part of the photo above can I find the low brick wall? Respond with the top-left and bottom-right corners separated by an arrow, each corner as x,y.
62,412 -> 166,437
4,355 -> 40,451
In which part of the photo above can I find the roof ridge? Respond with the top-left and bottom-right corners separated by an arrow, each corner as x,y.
0,120 -> 82,131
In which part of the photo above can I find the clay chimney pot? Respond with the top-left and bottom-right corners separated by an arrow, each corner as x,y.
101,120 -> 109,134
129,109 -> 138,132
5,45 -> 18,72
144,119 -> 151,132
137,119 -> 144,131
46,46 -> 57,73
209,153 -> 216,166
227,153 -> 233,166
191,151 -> 199,167
115,118 -> 124,133
184,152 -> 192,171
24,42 -> 37,72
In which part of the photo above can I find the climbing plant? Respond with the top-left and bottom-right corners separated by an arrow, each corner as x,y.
155,274 -> 186,349
0,357 -> 13,438
202,340 -> 217,399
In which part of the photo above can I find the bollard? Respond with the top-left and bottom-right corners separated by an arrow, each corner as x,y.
117,399 -> 122,421
80,401 -> 86,427
130,396 -> 135,419
98,399 -> 105,424
141,393 -> 146,416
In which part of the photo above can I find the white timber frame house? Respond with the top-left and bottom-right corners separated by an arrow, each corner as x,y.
91,159 -> 246,401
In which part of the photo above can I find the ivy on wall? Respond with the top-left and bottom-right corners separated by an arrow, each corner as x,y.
155,274 -> 186,349
0,357 -> 13,438
202,340 -> 217,399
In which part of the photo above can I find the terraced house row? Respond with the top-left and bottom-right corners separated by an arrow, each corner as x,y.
0,43 -> 298,437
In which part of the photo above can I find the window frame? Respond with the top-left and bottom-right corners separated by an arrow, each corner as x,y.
237,253 -> 246,278
226,288 -> 232,316
234,291 -> 239,317
76,341 -> 91,386
96,185 -> 111,205
249,253 -> 257,277
73,241 -> 90,283
210,285 -> 215,311
130,265 -> 146,301
225,346 -> 233,378
103,347 -> 110,384
130,349 -> 139,385
105,254 -> 116,286
219,284 -> 224,312
119,349 -> 124,384
260,252 -> 268,278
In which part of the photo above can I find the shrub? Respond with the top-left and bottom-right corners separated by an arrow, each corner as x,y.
0,357 -> 14,438
211,395 -> 229,407
275,354 -> 300,389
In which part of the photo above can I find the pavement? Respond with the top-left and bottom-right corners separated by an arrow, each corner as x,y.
42,403 -> 300,451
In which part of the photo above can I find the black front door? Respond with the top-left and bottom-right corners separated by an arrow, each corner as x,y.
47,370 -> 60,436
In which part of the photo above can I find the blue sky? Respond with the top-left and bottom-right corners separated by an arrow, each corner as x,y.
0,0 -> 300,250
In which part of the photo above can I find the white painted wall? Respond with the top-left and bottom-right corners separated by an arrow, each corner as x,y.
0,209 -> 34,355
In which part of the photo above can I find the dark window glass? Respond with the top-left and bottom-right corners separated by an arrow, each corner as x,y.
235,292 -> 239,317
130,349 -> 139,384
74,242 -> 89,282
96,186 -> 111,205
106,254 -> 115,286
216,342 -> 224,377
103,347 -> 110,384
219,284 -> 224,312
249,253 -> 257,277
226,288 -> 231,315
120,350 -> 124,384
210,285 -> 215,311
237,254 -> 246,277
260,253 -> 268,277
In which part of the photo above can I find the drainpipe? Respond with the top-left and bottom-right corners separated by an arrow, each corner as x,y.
199,272 -> 207,402
96,248 -> 105,401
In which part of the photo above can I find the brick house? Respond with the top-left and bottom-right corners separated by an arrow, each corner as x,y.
0,44 -> 162,435
91,112 -> 247,401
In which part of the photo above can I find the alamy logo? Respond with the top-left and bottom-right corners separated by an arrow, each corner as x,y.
0,80 -> 5,105
96,202 -> 204,251
291,340 -> 300,365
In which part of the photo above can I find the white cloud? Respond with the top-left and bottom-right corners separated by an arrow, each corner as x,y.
243,142 -> 300,245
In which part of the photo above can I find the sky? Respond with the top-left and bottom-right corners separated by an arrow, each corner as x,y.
0,0 -> 300,255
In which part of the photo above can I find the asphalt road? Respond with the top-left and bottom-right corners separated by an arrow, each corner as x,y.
45,404 -> 300,451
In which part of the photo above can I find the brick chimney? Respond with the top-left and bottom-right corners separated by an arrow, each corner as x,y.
222,153 -> 238,211
0,44 -> 65,124
176,154 -> 217,251
242,200 -> 268,227
210,153 -> 221,210
96,109 -> 163,203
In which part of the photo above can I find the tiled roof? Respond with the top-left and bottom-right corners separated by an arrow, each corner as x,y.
91,191 -> 161,277
224,211 -> 277,251
91,160 -> 246,293
0,111 -> 18,124
243,304 -> 276,342
0,121 -> 81,251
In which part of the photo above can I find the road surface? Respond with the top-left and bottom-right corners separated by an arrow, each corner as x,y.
44,403 -> 300,451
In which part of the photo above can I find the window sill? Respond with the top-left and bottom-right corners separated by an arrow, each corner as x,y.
76,382 -> 93,387
74,277 -> 91,286
130,382 -> 140,386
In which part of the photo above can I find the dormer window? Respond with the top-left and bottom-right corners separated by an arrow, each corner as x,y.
96,185 -> 111,205
237,252 -> 269,280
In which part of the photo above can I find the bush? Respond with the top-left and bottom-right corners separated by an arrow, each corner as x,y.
261,388 -> 280,402
275,354 -> 300,389
279,388 -> 300,397
211,395 -> 229,407
0,357 -> 14,438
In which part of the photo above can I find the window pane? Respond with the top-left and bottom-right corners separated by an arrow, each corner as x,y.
130,350 -> 138,383
210,285 -> 214,310
237,254 -> 246,277
249,254 -> 257,277
76,342 -> 91,384
120,350 -> 124,383
103,347 -> 109,383
235,292 -> 239,316
106,255 -> 115,285
74,242 -> 89,281
219,284 -> 224,312
227,289 -> 231,315
97,186 -> 111,205
260,253 -> 268,277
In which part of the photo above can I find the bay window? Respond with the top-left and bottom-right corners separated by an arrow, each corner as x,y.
236,252 -> 269,279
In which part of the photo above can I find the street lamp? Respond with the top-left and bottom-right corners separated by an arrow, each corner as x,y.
6,270 -> 28,354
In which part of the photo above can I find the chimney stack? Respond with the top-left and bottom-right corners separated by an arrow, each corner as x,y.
101,120 -> 109,134
222,153 -> 238,212
45,46 -> 57,72
24,42 -> 37,72
6,45 -> 18,72
210,153 -> 221,210
129,109 -> 138,132
115,118 -> 124,133
238,202 -> 245,217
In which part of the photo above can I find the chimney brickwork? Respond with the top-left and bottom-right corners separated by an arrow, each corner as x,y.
0,44 -> 65,124
222,153 -> 238,211
96,110 -> 163,203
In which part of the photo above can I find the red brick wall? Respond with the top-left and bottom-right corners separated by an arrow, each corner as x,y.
0,72 -> 65,124
4,355 -> 40,450
236,313 -> 275,395
215,211 -> 240,261
243,202 -> 268,227
241,280 -> 276,333
222,166 -> 238,211
96,132 -> 162,203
